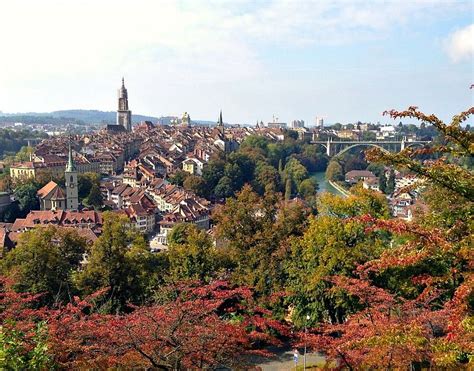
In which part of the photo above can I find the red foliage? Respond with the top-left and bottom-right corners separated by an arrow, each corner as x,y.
297,210 -> 473,368
298,275 -> 472,368
1,279 -> 286,369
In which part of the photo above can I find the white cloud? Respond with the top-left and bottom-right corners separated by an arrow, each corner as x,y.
0,0 -> 470,119
444,24 -> 474,62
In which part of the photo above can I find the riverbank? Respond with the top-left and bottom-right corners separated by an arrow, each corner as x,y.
327,179 -> 350,197
310,172 -> 348,197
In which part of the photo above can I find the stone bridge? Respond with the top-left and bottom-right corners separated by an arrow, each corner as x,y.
311,138 -> 431,157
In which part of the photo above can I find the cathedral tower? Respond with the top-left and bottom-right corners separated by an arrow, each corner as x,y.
217,110 -> 224,135
117,77 -> 132,131
65,140 -> 79,210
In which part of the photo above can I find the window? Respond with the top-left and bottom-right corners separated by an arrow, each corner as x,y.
70,175 -> 74,183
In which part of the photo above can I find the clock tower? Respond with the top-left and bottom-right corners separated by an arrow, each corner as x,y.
65,140 -> 79,210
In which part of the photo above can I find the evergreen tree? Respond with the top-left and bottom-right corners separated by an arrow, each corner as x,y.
379,172 -> 387,194
285,178 -> 292,200
385,169 -> 396,194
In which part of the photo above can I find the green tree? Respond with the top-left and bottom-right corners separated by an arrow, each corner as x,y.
326,160 -> 344,181
1,226 -> 87,305
0,322 -> 53,370
14,180 -> 40,216
213,185 -> 311,296
239,135 -> 269,154
298,178 -> 319,199
285,178 -> 292,200
286,210 -> 388,326
228,152 -> 255,183
74,212 -> 153,311
169,170 -> 189,187
317,186 -> 390,219
85,183 -> 103,208
284,158 -> 308,187
379,172 -> 387,194
253,161 -> 281,194
214,176 -> 234,199
183,175 -> 207,197
78,172 -> 100,199
202,159 -> 225,190
167,223 -> 216,282
385,169 -> 396,194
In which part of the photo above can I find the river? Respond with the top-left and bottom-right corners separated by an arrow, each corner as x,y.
310,171 -> 344,196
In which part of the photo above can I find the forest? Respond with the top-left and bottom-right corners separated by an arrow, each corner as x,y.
1,106 -> 473,369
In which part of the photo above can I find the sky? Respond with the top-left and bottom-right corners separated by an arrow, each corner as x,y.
0,0 -> 473,125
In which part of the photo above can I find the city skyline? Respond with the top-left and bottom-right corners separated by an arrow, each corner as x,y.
0,0 -> 472,125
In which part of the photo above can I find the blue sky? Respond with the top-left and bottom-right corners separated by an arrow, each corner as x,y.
0,0 -> 472,125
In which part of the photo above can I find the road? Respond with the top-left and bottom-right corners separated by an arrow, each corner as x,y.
251,347 -> 327,370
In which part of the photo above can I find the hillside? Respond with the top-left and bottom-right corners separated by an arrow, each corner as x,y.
0,110 -> 217,126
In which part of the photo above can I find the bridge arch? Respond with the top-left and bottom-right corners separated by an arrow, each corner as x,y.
333,143 -> 391,158
404,142 -> 426,149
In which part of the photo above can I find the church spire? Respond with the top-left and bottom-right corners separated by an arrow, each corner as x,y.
66,137 -> 76,172
122,77 -> 125,88
217,110 -> 224,126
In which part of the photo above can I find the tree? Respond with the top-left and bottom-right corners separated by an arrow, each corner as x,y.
286,192 -> 390,326
298,178 -> 319,199
317,184 -> 390,219
326,160 -> 344,181
1,226 -> 87,305
253,161 -> 281,194
214,176 -> 234,199
14,180 -> 40,216
304,105 -> 474,368
385,169 -> 396,194
73,212 -> 153,311
1,280 -> 286,369
168,170 -> 189,187
0,174 -> 13,192
168,224 -> 217,282
213,185 -> 311,296
240,135 -> 269,153
228,152 -> 255,183
85,183 -> 103,208
284,178 -> 292,200
183,175 -> 207,197
284,158 -> 308,188
379,172 -> 387,193
202,159 -> 225,190
78,172 -> 100,199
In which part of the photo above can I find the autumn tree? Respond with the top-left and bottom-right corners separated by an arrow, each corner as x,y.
1,279 -> 286,369
304,105 -> 474,368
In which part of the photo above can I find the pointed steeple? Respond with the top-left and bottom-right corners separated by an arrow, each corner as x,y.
219,110 -> 223,126
122,77 -> 125,87
66,137 -> 76,172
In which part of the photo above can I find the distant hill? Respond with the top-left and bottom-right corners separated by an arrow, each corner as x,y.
0,110 -> 217,126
